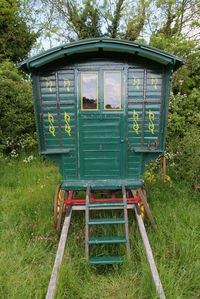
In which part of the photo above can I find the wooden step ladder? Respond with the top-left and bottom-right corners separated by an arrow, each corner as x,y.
46,186 -> 166,299
85,184 -> 130,264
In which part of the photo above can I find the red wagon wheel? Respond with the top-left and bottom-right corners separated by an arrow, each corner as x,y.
54,184 -> 67,231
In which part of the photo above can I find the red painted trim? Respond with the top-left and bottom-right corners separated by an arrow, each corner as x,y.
44,148 -> 74,151
73,70 -> 77,177
64,197 -> 142,205
155,69 -> 164,146
85,184 -> 90,259
141,102 -> 145,147
57,102 -> 75,106
164,77 -> 173,150
128,100 -> 161,104
122,185 -> 131,257
56,71 -> 62,149
142,69 -> 147,147
148,140 -> 158,150
126,70 -> 129,178
128,66 -> 162,70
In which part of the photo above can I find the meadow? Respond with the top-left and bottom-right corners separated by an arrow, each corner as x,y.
0,154 -> 199,299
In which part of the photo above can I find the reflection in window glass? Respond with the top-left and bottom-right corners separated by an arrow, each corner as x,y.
81,73 -> 98,110
104,72 -> 121,110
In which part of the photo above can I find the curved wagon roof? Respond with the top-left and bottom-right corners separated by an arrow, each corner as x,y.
20,37 -> 185,72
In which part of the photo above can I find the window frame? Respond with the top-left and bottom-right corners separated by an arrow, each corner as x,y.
104,71 -> 121,111
81,71 -> 98,111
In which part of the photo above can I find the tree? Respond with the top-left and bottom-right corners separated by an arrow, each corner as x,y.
0,60 -> 36,155
31,0 -> 153,45
154,0 -> 200,40
0,0 -> 38,63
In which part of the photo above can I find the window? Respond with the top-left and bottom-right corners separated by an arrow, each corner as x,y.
81,72 -> 98,110
104,72 -> 121,110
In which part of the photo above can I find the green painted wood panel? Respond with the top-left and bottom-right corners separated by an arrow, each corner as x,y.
78,68 -> 126,180
31,58 -> 172,189
127,68 -> 163,151
143,103 -> 161,148
58,70 -> 75,104
38,69 -> 77,177
128,103 -> 143,147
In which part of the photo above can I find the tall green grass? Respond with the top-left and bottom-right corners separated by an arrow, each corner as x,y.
0,155 -> 199,298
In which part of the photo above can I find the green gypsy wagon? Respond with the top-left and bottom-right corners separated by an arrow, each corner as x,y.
20,37 -> 184,298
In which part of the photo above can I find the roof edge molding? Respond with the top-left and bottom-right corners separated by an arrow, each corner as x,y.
19,38 -> 185,72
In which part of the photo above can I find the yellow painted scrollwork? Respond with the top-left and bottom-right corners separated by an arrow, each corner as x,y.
48,112 -> 55,136
133,76 -> 140,90
64,112 -> 71,136
46,79 -> 53,92
133,110 -> 139,134
64,79 -> 70,92
151,75 -> 158,89
149,109 -> 155,134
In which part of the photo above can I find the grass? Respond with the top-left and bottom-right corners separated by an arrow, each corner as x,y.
0,154 -> 199,298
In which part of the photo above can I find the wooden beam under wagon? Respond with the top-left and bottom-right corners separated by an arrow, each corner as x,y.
133,205 -> 166,299
46,206 -> 72,299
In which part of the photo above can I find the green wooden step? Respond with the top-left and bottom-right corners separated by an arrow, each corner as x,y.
89,256 -> 125,264
88,201 -> 124,208
88,236 -> 126,244
88,218 -> 125,225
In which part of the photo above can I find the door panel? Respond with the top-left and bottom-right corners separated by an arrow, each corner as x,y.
78,69 -> 125,180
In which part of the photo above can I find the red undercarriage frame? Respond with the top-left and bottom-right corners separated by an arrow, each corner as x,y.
64,189 -> 142,205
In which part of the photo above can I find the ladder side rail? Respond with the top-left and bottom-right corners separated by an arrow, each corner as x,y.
122,185 -> 130,255
85,184 -> 90,261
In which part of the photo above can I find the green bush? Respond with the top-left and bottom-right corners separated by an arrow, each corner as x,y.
167,89 -> 200,139
0,60 -> 37,156
166,127 -> 200,190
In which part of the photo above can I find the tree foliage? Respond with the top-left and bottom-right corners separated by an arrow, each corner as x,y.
0,0 -> 199,165
0,0 -> 37,63
0,60 -> 36,155
32,0 -> 153,43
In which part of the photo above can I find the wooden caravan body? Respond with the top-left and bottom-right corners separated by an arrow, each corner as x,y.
20,38 -> 184,190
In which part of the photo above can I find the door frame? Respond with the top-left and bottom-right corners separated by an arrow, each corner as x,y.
76,65 -> 127,181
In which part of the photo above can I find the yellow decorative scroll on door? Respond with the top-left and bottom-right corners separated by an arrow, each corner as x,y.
48,112 -> 55,136
64,112 -> 71,136
148,109 -> 155,134
133,110 -> 139,134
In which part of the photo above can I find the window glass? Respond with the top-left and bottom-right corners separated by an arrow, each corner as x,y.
81,72 -> 98,110
104,72 -> 121,110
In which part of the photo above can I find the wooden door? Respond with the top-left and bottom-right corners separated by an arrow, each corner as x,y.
78,68 -> 126,181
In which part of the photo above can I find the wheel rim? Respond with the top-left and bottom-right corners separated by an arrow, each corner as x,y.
54,184 -> 67,231
135,189 -> 145,220
139,201 -> 145,220
56,190 -> 65,232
